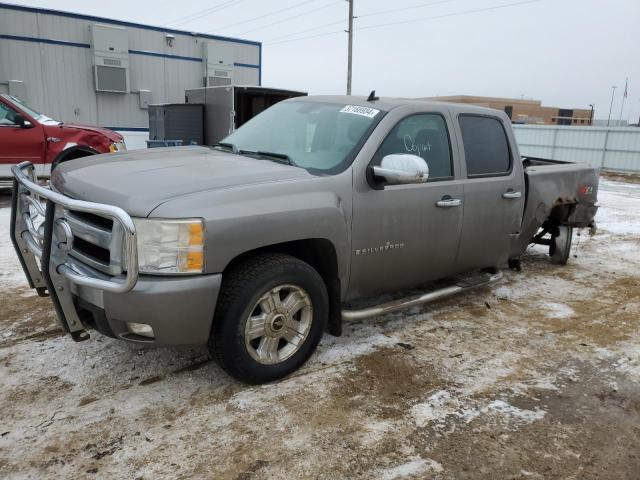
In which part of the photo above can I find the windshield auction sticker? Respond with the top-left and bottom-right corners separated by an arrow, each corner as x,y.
340,105 -> 380,118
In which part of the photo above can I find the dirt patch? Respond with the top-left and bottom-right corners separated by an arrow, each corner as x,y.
331,346 -> 449,419
0,288 -> 58,346
429,370 -> 640,479
601,171 -> 640,184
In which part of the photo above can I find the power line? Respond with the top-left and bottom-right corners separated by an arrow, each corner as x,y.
358,0 -> 543,31
163,0 -> 242,28
265,0 -> 544,45
357,0 -> 463,19
164,1 -> 235,27
265,29 -> 344,46
238,0 -> 343,36
264,18 -> 346,43
206,0 -> 319,33
263,0 -> 459,43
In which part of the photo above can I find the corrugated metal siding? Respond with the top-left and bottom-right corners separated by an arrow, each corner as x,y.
0,5 -> 261,129
513,125 -> 640,173
233,66 -> 260,86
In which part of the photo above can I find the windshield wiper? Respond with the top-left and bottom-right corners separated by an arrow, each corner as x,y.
212,142 -> 239,154
241,150 -> 296,166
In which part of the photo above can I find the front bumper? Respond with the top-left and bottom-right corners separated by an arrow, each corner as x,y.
73,274 -> 221,345
10,161 -> 218,345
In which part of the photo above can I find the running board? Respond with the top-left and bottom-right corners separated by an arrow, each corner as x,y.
341,271 -> 502,322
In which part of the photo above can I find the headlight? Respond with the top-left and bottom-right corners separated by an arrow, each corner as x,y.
133,218 -> 204,274
109,141 -> 126,152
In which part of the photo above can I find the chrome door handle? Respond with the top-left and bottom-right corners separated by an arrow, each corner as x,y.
436,198 -> 462,207
502,191 -> 522,199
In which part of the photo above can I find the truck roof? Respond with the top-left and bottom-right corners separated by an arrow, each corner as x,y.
289,94 -> 504,117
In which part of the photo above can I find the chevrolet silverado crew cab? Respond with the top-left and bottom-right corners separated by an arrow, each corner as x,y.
0,93 -> 125,187
10,95 -> 598,384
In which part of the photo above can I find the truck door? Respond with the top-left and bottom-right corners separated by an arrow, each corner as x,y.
349,113 -> 464,299
454,114 -> 525,270
0,99 -> 45,178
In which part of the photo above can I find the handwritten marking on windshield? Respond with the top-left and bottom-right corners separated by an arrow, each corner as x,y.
404,135 -> 431,156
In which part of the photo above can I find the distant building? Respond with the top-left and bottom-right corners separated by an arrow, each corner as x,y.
421,95 -> 593,126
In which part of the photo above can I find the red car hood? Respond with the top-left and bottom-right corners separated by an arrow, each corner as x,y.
43,123 -> 123,142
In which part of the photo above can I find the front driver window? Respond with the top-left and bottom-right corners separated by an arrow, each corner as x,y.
375,113 -> 453,180
0,103 -> 19,126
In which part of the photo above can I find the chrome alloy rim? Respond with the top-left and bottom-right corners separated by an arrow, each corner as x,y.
244,284 -> 313,365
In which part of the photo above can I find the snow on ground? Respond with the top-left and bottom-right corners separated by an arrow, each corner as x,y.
0,178 -> 639,479
0,206 -> 28,290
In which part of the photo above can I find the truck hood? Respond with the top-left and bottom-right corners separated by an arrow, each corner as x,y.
51,147 -> 313,217
43,123 -> 123,142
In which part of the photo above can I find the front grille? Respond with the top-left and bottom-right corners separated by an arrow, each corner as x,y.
69,210 -> 114,230
73,236 -> 111,265
64,209 -> 121,276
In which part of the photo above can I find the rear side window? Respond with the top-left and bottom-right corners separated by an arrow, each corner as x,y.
375,113 -> 452,180
459,115 -> 511,176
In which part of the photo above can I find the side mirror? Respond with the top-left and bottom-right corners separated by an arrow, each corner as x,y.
372,154 -> 429,185
15,114 -> 33,129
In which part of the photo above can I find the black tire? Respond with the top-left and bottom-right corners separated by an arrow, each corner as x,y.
209,253 -> 328,384
550,225 -> 573,265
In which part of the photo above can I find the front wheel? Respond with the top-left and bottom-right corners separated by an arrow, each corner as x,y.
209,253 -> 328,384
550,225 -> 573,265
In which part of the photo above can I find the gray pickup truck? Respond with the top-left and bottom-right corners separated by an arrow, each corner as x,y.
10,95 -> 598,383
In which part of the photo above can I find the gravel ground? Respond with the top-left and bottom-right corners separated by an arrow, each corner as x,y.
0,179 -> 639,479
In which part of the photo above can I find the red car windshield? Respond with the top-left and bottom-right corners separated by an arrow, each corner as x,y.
1,94 -> 60,125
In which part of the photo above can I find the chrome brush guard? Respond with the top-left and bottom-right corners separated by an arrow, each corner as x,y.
10,161 -> 139,341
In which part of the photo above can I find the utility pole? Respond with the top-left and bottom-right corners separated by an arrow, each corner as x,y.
607,86 -> 617,127
346,0 -> 353,95
589,104 -> 594,126
618,77 -> 628,126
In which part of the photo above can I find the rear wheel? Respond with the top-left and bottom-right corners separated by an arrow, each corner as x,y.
550,225 -> 573,265
209,253 -> 328,384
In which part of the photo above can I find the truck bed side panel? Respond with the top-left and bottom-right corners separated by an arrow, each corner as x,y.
511,161 -> 599,257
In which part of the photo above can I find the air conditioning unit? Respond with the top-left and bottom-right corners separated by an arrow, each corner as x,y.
90,23 -> 129,93
203,42 -> 234,87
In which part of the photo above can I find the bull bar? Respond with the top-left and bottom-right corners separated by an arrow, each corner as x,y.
10,161 -> 139,341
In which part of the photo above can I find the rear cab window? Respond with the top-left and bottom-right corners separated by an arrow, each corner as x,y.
458,115 -> 512,177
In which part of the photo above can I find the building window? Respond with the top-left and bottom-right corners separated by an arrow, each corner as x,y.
504,105 -> 513,119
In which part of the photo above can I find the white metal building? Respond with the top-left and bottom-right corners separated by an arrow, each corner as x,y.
0,3 -> 261,147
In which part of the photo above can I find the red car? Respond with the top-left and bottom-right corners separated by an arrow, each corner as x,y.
0,93 -> 125,187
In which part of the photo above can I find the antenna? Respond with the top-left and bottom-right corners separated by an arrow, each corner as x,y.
367,90 -> 379,102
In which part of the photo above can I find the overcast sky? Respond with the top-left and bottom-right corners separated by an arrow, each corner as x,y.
9,0 -> 640,121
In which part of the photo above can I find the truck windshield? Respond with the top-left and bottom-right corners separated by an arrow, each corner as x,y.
220,101 -> 383,174
1,94 -> 60,125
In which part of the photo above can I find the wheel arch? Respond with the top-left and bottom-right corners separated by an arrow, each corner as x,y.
51,145 -> 100,171
547,201 -> 577,226
223,238 -> 343,337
